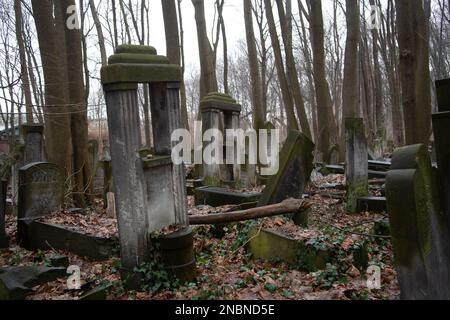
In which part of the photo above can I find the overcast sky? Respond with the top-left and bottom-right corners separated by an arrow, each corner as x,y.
144,0 -> 339,74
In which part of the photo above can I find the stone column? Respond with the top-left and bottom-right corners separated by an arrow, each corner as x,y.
201,109 -> 222,186
0,180 -> 9,248
345,118 -> 369,213
104,85 -> 149,286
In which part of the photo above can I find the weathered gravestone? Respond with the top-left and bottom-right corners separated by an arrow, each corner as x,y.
200,92 -> 242,187
436,78 -> 450,112
101,44 -> 192,288
21,125 -> 45,164
386,144 -> 450,299
10,125 -> 45,216
0,180 -> 8,248
258,130 -> 314,207
345,118 -> 369,213
17,162 -> 64,246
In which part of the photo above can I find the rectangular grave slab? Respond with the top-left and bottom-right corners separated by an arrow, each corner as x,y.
368,160 -> 391,172
258,131 -> 314,206
368,170 -> 387,179
18,220 -> 118,261
0,266 -> 66,300
357,196 -> 387,213
248,228 -> 368,272
194,186 -> 261,207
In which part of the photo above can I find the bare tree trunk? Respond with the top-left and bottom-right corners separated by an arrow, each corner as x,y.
308,0 -> 333,162
89,0 -> 107,66
162,0 -> 189,129
14,0 -> 33,124
192,0 -> 218,99
31,0 -> 73,175
244,0 -> 265,131
264,0 -> 298,131
340,0 -> 360,159
276,0 -> 312,139
395,0 -> 432,145
61,0 -> 92,206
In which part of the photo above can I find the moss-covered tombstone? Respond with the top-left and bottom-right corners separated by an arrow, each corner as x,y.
386,144 -> 450,299
258,130 -> 314,207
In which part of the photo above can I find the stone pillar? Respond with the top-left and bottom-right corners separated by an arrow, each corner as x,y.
101,44 -> 191,288
345,118 -> 369,213
21,125 -> 45,164
0,180 -> 9,249
200,92 -> 242,187
104,86 -> 148,286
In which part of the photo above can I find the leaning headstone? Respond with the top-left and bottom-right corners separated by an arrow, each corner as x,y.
258,130 -> 314,206
345,118 -> 369,213
17,162 -> 64,220
386,144 -> 450,299
0,180 -> 9,248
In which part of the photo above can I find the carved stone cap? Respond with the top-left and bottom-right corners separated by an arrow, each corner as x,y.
101,44 -> 181,89
21,124 -> 44,136
200,92 -> 242,113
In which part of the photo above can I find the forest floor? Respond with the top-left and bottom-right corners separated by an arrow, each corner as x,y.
0,174 -> 400,300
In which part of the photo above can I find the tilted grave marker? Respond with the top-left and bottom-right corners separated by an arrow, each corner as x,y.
345,118 -> 369,213
101,44 -> 192,288
258,130 -> 314,207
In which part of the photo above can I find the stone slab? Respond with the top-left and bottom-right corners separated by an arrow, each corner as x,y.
18,220 -> 118,261
357,197 -> 387,213
194,187 -> 261,207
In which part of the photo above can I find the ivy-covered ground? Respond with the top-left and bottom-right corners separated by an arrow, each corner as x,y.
0,174 -> 399,300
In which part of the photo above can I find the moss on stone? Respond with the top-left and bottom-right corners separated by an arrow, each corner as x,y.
108,53 -> 170,65
115,44 -> 157,55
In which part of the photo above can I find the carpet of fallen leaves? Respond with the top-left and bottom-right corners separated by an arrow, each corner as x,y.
0,174 -> 399,300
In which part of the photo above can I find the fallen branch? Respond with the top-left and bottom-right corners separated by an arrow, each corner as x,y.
189,198 -> 311,225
